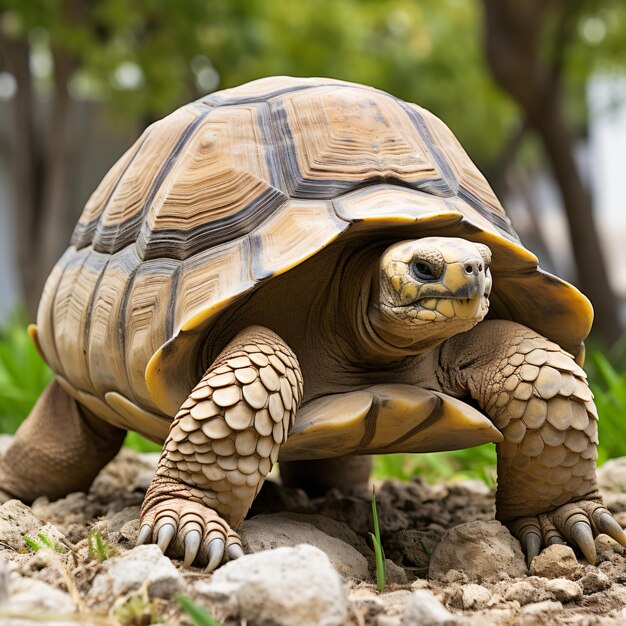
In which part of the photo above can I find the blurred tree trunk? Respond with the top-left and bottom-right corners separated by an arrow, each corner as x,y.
482,0 -> 623,344
0,35 -> 78,319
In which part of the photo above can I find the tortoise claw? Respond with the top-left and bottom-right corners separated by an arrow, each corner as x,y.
136,524 -> 152,546
156,522 -> 176,554
524,532 -> 542,567
206,538 -> 225,572
547,534 -> 566,546
571,521 -> 596,565
596,512 -> 626,549
183,529 -> 202,568
227,544 -> 245,561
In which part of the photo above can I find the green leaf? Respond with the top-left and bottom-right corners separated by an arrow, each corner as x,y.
177,596 -> 222,626
24,536 -> 41,551
370,487 -> 386,593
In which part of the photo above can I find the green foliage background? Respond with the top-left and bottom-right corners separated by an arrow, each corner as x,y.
7,0 -> 626,171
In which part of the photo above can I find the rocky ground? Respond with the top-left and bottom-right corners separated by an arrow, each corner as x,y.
3,444 -> 626,626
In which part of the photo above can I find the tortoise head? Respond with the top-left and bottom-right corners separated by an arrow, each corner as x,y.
369,237 -> 492,353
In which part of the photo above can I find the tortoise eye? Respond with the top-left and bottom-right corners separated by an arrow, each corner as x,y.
413,262 -> 436,281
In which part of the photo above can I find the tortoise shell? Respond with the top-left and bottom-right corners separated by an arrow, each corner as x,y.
33,76 -> 592,442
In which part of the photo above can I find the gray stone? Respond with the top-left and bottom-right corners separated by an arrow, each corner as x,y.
106,505 -> 141,532
598,457 -> 626,492
459,583 -> 492,610
402,589 -> 456,626
280,512 -> 372,557
240,513 -> 369,579
385,558 -> 409,585
206,544 -> 348,626
529,544 -> 581,580
0,501 -> 43,552
428,521 -> 526,581
579,569 -> 611,594
503,580 -> 551,605
520,599 -> 563,614
545,578 -> 583,602
0,558 -> 9,605
385,529 -> 442,575
7,576 -> 75,626
88,544 -> 184,604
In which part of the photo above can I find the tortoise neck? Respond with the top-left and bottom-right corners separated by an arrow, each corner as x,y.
334,246 -> 424,365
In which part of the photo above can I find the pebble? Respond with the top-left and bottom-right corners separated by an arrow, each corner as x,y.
0,500 -> 44,551
545,578 -> 583,602
529,544 -> 581,580
7,575 -> 75,626
579,569 -> 611,594
88,544 -> 185,605
429,521 -> 526,580
459,583 -> 492,609
504,579 -> 551,605
402,589 -> 457,626
205,544 -> 348,626
240,514 -> 369,580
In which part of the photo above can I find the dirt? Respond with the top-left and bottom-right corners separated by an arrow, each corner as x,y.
2,448 -> 626,625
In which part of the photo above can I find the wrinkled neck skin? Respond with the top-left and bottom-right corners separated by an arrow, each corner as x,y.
333,248 -> 442,367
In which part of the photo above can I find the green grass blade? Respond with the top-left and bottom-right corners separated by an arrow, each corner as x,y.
370,488 -> 386,592
23,536 -> 41,552
176,596 -> 222,626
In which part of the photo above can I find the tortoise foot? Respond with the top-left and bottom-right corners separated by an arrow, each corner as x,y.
137,498 -> 244,571
508,499 -> 626,566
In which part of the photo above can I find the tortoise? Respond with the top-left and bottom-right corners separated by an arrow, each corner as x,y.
1,76 -> 623,572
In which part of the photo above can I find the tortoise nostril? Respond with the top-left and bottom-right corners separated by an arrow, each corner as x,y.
464,263 -> 474,275
478,264 -> 483,272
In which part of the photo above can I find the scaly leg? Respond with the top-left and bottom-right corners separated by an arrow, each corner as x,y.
440,320 -> 626,564
138,325 -> 303,571
0,380 -> 126,502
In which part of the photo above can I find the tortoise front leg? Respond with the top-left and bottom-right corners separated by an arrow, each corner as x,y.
138,325 -> 303,570
440,320 -> 626,565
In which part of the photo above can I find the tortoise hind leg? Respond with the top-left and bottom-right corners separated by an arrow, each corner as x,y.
280,456 -> 372,497
138,325 -> 303,571
0,380 -> 126,503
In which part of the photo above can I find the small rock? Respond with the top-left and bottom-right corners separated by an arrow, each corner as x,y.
106,505 -> 141,532
240,514 -> 369,580
280,512 -> 372,558
0,500 -> 43,551
459,583 -> 492,610
428,521 -> 526,581
8,575 -> 75,625
0,558 -> 9,605
385,559 -> 408,585
402,589 -> 456,626
545,578 -> 583,602
119,519 -> 140,546
579,570 -> 611,594
529,544 -> 581,580
598,457 -> 626,492
384,529 -> 442,575
504,580 -> 551,605
88,544 -> 184,604
378,617 -> 402,626
603,491 -> 626,514
206,544 -> 348,626
520,599 -> 563,614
